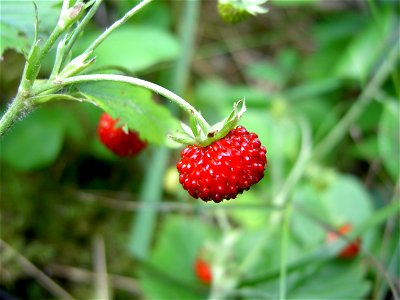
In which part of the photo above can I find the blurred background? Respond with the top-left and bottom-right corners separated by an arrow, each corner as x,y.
0,0 -> 399,299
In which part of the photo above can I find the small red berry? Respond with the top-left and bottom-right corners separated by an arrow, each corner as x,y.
98,113 -> 146,157
176,126 -> 267,202
327,223 -> 361,258
194,259 -> 212,284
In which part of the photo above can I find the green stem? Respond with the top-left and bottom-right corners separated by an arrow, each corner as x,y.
46,74 -> 210,130
26,25 -> 65,84
128,0 -> 201,260
313,43 -> 399,160
84,0 -> 153,54
0,95 -> 27,136
279,204 -> 292,300
273,117 -> 312,206
62,0 -> 103,65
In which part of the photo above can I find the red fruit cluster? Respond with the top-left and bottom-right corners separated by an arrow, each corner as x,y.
98,113 -> 146,157
176,126 -> 267,202
327,223 -> 361,258
194,259 -> 212,284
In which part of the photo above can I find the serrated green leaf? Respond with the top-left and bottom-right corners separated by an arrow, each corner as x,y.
73,25 -> 180,72
76,81 -> 179,145
378,100 -> 400,181
0,107 -> 65,170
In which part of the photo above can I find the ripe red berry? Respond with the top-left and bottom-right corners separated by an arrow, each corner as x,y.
176,126 -> 267,202
194,259 -> 212,284
98,113 -> 146,157
327,223 -> 361,258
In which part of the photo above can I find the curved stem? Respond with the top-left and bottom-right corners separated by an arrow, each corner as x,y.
313,42 -> 399,160
50,74 -> 211,130
84,0 -> 153,54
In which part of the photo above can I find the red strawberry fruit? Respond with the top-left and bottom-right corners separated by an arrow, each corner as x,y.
98,113 -> 146,157
327,223 -> 361,258
176,126 -> 267,203
194,258 -> 212,284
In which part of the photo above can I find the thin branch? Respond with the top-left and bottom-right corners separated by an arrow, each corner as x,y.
72,189 -> 283,212
46,264 -> 142,296
0,239 -> 76,300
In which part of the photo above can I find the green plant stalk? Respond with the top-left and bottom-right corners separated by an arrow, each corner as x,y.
273,117 -> 312,207
62,0 -> 103,67
43,74 -> 210,130
279,204 -> 292,300
128,0 -> 200,259
1,1 -> 83,135
128,147 -> 170,259
25,23 -> 68,87
84,0 -> 153,54
0,95 -> 26,136
312,42 -> 399,160
240,199 -> 400,287
0,239 -> 76,300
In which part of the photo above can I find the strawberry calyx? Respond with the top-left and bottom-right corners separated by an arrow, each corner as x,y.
169,100 -> 246,147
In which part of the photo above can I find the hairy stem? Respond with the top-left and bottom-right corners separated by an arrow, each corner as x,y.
0,95 -> 27,136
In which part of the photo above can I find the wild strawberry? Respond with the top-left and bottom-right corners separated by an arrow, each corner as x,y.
98,113 -> 146,157
176,126 -> 267,203
327,223 -> 361,258
194,258 -> 212,284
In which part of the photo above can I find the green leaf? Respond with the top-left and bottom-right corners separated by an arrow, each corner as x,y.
0,22 -> 30,56
288,261 -> 371,299
324,175 -> 374,226
76,81 -> 179,145
335,9 -> 395,81
378,100 -> 400,181
0,107 -> 65,171
138,215 -> 213,299
74,25 -> 180,72
0,0 -> 60,56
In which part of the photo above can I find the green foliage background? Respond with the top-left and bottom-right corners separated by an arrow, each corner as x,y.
0,0 -> 399,299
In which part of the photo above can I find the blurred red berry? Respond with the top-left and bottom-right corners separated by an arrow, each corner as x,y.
176,126 -> 267,203
194,258 -> 212,284
98,113 -> 146,157
327,223 -> 361,258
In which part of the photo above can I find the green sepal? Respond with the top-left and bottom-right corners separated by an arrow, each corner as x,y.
168,99 -> 246,147
25,40 -> 41,84
189,112 -> 200,138
59,51 -> 95,78
198,99 -> 246,146
168,131 -> 197,145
